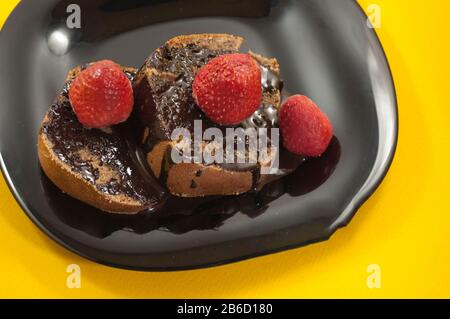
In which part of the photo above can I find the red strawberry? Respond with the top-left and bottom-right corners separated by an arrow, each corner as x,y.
279,95 -> 333,157
69,60 -> 134,128
192,53 -> 262,125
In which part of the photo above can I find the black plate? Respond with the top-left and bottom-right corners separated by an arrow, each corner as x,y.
0,0 -> 398,271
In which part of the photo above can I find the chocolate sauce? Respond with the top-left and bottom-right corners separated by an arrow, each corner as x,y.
43,137 -> 341,237
261,65 -> 282,92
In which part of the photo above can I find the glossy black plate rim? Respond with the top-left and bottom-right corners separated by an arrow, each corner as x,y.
0,0 -> 398,272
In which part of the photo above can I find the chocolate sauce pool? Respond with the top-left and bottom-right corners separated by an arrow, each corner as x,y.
42,136 -> 341,237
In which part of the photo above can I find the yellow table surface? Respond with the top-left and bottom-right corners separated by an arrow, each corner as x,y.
1,0 -> 449,298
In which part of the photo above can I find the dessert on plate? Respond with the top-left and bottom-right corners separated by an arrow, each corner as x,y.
38,34 -> 333,214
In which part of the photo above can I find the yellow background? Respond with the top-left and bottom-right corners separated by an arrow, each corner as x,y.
1,0 -> 449,298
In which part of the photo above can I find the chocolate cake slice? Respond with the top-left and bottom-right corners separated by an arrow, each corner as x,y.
38,65 -> 162,214
133,34 -> 304,197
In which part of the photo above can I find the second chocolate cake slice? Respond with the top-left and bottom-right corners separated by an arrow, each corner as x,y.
133,34 -> 303,197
